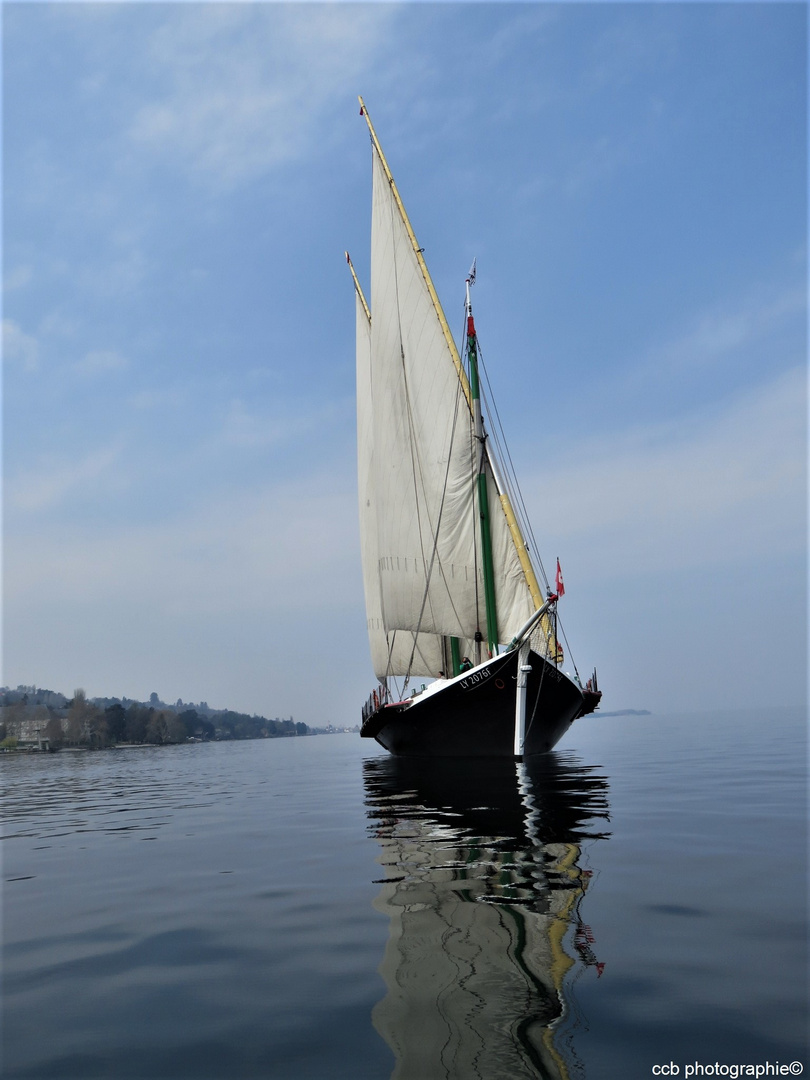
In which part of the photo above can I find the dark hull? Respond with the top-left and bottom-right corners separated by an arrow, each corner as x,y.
361,649 -> 596,758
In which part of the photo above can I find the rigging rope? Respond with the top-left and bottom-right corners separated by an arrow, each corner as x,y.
475,332 -> 585,672
557,613 -> 581,682
476,336 -> 550,593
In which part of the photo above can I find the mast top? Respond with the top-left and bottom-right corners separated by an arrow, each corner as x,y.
465,258 -> 477,332
358,96 -> 473,414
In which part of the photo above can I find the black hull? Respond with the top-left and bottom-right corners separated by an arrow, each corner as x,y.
361,649 -> 594,758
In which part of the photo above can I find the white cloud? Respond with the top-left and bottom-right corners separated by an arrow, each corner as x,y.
8,441 -> 126,513
38,308 -> 80,340
221,398 -> 295,449
3,265 -> 33,291
640,283 -> 806,381
73,349 -> 129,376
127,387 -> 186,411
3,319 -> 39,372
5,472 -> 359,618
220,396 -> 350,450
524,365 -> 807,581
127,5 -> 397,188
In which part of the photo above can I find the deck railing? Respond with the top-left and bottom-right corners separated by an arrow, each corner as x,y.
361,684 -> 389,724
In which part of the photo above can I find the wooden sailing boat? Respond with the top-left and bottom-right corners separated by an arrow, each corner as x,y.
348,99 -> 601,758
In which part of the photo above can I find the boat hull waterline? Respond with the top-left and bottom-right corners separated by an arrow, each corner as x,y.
361,650 -> 600,758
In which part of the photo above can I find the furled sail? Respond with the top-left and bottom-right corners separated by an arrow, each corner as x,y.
357,138 -> 535,680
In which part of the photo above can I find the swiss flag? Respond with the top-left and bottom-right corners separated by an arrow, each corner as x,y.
555,558 -> 565,597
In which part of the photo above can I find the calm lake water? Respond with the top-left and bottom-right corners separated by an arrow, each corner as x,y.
2,708 -> 806,1079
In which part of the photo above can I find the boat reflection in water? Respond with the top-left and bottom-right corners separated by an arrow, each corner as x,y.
363,753 -> 610,1080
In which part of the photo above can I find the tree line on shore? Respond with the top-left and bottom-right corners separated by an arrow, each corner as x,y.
0,686 -> 309,749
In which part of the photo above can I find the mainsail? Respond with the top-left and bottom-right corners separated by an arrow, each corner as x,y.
356,105 -> 541,682
355,277 -> 449,676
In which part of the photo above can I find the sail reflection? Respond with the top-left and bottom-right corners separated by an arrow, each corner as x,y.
364,754 -> 610,1080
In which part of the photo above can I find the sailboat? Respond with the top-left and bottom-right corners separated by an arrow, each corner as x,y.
348,98 -> 601,758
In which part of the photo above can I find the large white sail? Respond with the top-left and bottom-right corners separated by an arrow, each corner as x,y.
363,141 -> 534,677
357,286 -> 451,678
370,145 -> 480,644
356,288 -> 386,674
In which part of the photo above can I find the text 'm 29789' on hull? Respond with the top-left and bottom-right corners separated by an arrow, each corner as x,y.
349,99 -> 601,759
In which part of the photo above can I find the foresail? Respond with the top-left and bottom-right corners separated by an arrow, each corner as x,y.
356,288 -> 387,673
486,469 -> 536,640
357,263 -> 476,682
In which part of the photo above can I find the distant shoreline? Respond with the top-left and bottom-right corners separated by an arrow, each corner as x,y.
594,709 -> 652,717
0,684 -> 321,751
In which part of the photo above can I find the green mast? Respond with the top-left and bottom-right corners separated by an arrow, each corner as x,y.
466,265 -> 499,658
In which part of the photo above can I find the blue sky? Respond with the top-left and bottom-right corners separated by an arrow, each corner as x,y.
3,3 -> 806,724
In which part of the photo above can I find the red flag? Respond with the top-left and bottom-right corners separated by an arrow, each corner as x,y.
555,558 -> 565,597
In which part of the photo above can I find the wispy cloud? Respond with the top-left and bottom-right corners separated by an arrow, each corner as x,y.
127,387 -> 187,411
127,5 -> 397,189
8,441 -> 127,513
220,396 -> 351,451
77,229 -> 150,299
3,319 -> 39,372
528,365 -> 806,579
6,472 -> 359,617
640,282 -> 806,381
73,349 -> 129,377
221,398 -> 296,449
3,265 -> 33,291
